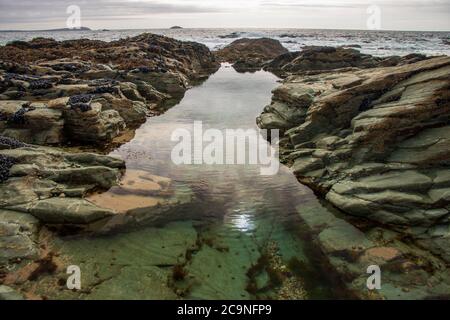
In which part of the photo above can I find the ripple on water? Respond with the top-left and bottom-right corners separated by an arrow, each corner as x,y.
36,65 -> 338,299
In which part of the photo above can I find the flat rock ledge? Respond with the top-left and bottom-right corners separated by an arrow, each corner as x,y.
258,55 -> 450,298
0,141 -> 199,252
298,202 -> 450,300
0,143 -> 125,260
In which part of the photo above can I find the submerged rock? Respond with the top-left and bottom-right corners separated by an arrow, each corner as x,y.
0,285 -> 24,300
0,143 -> 127,268
258,56 -> 450,266
87,169 -> 198,232
297,202 -> 450,300
0,210 -> 39,263
14,221 -> 197,299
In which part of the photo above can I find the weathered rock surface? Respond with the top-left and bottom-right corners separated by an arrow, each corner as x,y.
298,201 -> 450,300
0,138 -> 127,265
0,145 -> 123,223
11,221 -> 197,300
0,210 -> 39,263
0,34 -> 216,298
258,56 -> 450,264
215,38 -> 288,72
0,285 -> 24,300
264,46 -> 429,77
0,34 -> 220,146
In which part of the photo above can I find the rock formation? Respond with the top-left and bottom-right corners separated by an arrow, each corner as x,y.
0,34 -> 220,147
215,38 -> 288,72
258,56 -> 450,263
264,46 -> 429,77
0,34 -> 218,287
0,137 -> 124,263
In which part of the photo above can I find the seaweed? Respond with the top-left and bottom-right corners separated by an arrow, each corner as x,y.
68,94 -> 93,112
28,78 -> 53,90
28,254 -> 58,281
90,86 -> 118,95
70,103 -> 92,112
0,135 -> 27,149
137,66 -> 151,73
7,103 -> 35,125
0,154 -> 16,183
172,264 -> 188,282
68,94 -> 93,105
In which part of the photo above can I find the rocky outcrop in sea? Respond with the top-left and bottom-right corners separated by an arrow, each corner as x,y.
215,38 -> 288,72
264,46 -> 429,77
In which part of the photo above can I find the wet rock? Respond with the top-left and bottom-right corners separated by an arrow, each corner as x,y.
0,136 -> 27,149
215,38 -> 288,72
0,146 -> 124,227
270,46 -> 379,75
22,221 -> 197,299
0,33 -> 220,147
0,210 -> 39,263
21,198 -> 115,224
86,169 -> 198,231
1,101 -> 64,145
318,221 -> 374,256
0,285 -> 24,300
264,52 -> 302,76
63,102 -> 125,144
259,56 -> 450,266
297,202 -> 450,299
264,46 -> 429,77
218,32 -> 243,39
0,154 -> 15,183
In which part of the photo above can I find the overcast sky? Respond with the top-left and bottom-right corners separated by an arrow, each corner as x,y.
0,0 -> 449,31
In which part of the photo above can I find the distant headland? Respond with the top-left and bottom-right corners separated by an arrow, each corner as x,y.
0,27 -> 92,32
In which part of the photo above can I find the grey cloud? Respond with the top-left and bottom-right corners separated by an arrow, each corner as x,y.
0,0 -> 448,29
260,0 -> 450,9
0,0 -> 222,23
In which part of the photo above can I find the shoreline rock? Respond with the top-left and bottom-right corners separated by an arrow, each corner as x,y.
264,46 -> 429,77
297,201 -> 450,299
215,38 -> 288,73
0,34 -> 219,284
258,55 -> 450,262
258,52 -> 450,298
0,34 -> 220,147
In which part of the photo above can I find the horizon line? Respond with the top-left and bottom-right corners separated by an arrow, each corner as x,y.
0,26 -> 449,33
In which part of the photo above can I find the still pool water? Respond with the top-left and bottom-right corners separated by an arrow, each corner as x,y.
41,65 -> 343,299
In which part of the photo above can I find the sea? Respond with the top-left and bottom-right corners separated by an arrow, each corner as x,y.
0,28 -> 449,57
